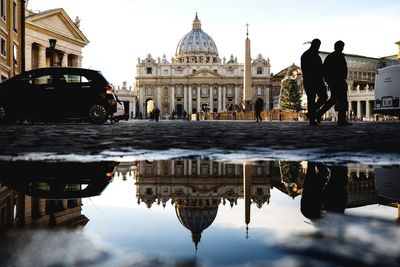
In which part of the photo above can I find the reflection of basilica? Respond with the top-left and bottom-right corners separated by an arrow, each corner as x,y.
134,159 -> 281,247
129,159 -> 400,247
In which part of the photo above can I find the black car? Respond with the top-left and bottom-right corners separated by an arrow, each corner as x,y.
0,67 -> 117,124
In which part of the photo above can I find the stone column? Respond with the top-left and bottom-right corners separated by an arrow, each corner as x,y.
38,44 -> 46,68
188,160 -> 192,176
188,85 -> 192,114
218,85 -> 222,111
157,86 -> 161,108
222,86 -> 226,110
25,42 -> 32,70
209,86 -> 213,112
366,100 -> 371,119
234,85 -> 239,105
171,160 -> 175,176
197,86 -> 201,112
171,86 -> 175,113
62,53 -> 68,67
357,101 -> 361,120
183,85 -> 188,113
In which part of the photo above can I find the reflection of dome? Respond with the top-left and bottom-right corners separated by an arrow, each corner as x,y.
175,13 -> 220,63
175,204 -> 218,249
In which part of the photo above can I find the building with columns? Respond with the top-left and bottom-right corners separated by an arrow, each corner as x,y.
319,52 -> 398,121
0,0 -> 24,82
25,7 -> 89,70
135,14 -> 271,119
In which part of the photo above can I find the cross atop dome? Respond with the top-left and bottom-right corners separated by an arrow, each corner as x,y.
192,12 -> 202,31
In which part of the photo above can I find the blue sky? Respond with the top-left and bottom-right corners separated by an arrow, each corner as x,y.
28,0 -> 400,86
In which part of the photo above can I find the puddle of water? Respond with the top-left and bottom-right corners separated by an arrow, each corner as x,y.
0,158 -> 399,267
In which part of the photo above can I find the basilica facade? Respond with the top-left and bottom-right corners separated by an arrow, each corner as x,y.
135,14 -> 271,119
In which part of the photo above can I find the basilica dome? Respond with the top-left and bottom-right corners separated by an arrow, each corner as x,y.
175,13 -> 220,63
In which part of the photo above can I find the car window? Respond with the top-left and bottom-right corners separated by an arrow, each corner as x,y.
63,74 -> 91,83
28,75 -> 53,85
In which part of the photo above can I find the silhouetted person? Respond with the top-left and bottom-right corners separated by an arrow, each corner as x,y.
301,162 -> 348,219
317,40 -> 351,126
254,98 -> 263,122
301,39 -> 328,126
153,107 -> 160,122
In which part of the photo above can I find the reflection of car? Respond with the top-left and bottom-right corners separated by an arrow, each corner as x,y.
0,67 -> 117,124
375,166 -> 400,202
0,161 -> 118,199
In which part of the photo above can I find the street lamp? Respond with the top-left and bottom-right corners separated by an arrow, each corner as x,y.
58,52 -> 64,66
49,38 -> 57,66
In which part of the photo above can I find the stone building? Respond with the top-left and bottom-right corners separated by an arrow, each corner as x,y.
114,81 -> 136,119
135,14 -> 271,119
318,52 -> 398,121
25,7 -> 89,70
0,0 -> 24,82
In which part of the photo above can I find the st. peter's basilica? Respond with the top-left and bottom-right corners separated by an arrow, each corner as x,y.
135,13 -> 271,119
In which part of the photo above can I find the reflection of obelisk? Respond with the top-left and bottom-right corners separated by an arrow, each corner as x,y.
243,23 -> 252,111
244,163 -> 253,238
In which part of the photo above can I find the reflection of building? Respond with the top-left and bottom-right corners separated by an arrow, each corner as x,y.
0,0 -> 24,82
25,7 -> 89,69
135,14 -> 271,119
0,184 -> 15,229
135,159 -> 278,247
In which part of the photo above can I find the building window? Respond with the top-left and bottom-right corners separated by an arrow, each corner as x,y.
256,85 -> 263,96
0,38 -> 6,57
146,67 -> 152,74
145,165 -> 153,176
192,69 -> 196,74
146,88 -> 152,96
201,164 -> 209,177
226,86 -> 234,97
175,164 -> 183,177
175,86 -> 183,97
13,1 -> 17,32
145,188 -> 153,195
226,164 -> 235,176
213,87 -> 218,96
257,67 -> 262,74
201,85 -> 209,97
0,0 -> 5,20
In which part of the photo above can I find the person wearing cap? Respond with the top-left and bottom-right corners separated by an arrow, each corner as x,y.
300,39 -> 328,126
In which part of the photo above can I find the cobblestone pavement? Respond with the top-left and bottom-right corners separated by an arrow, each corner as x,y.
1,120 -> 400,158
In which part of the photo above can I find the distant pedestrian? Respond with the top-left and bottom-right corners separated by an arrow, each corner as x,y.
254,98 -> 263,122
301,38 -> 328,126
317,40 -> 351,126
183,110 -> 187,120
154,107 -> 160,122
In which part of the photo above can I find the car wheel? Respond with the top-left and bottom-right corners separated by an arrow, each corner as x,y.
87,104 -> 108,124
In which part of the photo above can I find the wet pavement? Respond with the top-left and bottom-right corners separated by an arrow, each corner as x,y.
0,120 -> 400,163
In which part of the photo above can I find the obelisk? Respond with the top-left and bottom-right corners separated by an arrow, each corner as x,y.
243,23 -> 252,111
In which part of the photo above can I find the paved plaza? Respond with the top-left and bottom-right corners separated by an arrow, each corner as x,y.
1,120 -> 400,158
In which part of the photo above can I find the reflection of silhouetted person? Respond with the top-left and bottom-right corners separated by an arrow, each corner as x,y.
301,162 -> 329,219
301,162 -> 348,219
301,39 -> 328,126
254,99 -> 263,122
317,40 -> 351,126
